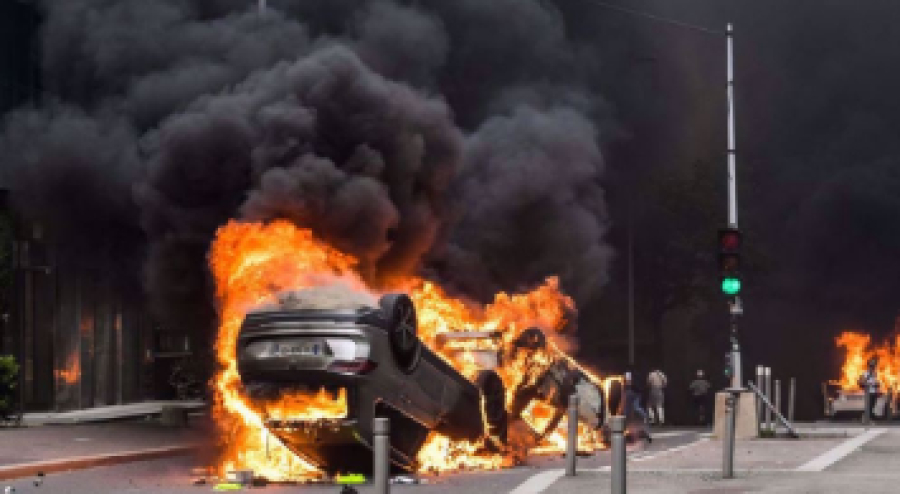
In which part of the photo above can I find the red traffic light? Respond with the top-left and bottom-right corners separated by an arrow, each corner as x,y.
718,228 -> 741,252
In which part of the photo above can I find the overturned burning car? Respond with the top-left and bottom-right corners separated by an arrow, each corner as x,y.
237,288 -> 507,473
236,286 -> 610,473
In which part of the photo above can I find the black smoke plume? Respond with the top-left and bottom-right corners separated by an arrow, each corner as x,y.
0,0 -> 613,340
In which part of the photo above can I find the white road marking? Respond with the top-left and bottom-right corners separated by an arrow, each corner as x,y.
508,469 -> 565,494
796,428 -> 886,472
631,437 -> 708,462
508,435 -> 704,493
651,431 -> 695,439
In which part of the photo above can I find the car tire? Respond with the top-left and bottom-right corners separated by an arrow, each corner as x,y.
475,370 -> 508,444
379,293 -> 420,370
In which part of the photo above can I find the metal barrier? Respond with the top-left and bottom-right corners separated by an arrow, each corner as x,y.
566,394 -> 579,476
374,417 -> 389,494
764,367 -> 772,433
775,379 -> 781,423
746,381 -> 799,438
610,415 -> 626,494
788,377 -> 796,423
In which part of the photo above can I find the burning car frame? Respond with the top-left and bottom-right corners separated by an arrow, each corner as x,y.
236,288 -> 614,474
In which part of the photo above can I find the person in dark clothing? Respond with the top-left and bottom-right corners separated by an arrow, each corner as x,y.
859,357 -> 880,422
624,372 -> 651,442
688,370 -> 712,425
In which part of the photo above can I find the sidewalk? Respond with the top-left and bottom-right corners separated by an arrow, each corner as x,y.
23,400 -> 206,426
0,418 -> 212,479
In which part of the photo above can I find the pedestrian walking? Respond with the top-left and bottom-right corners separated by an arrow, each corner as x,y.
624,372 -> 652,442
688,370 -> 711,425
647,368 -> 667,425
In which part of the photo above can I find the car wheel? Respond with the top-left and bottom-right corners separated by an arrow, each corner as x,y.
379,293 -> 420,370
475,370 -> 508,444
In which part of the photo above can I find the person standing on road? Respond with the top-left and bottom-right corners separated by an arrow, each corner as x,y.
859,357 -> 881,421
689,370 -> 711,425
647,368 -> 668,425
623,372 -> 652,442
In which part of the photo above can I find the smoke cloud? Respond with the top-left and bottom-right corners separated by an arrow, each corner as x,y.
0,0 -> 614,337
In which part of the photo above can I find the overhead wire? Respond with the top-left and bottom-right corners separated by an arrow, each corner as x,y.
572,0 -> 725,36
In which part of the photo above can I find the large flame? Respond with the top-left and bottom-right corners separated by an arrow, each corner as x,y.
209,219 -> 611,479
834,331 -> 900,391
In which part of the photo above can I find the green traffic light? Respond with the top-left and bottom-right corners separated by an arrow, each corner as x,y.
721,277 -> 741,295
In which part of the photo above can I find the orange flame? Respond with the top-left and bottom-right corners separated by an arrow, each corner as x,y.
210,220 -> 364,481
209,219 -> 610,479
834,331 -> 900,391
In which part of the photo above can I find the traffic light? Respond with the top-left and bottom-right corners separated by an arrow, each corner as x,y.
718,228 -> 742,296
724,352 -> 733,379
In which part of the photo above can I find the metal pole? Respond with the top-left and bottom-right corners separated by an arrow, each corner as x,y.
627,209 -> 634,367
725,23 -> 744,389
726,23 -> 737,228
723,392 -> 736,479
374,417 -> 390,494
755,366 -> 763,432
566,394 -> 579,476
610,416 -> 626,494
774,379 -> 781,433
764,367 -> 772,432
788,378 -> 796,423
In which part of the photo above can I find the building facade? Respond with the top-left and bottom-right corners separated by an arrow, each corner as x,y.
0,3 -> 189,412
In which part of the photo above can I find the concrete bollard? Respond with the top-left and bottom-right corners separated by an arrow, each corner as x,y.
610,415 -> 626,494
374,417 -> 390,494
788,378 -> 796,423
722,393 -> 736,479
566,394 -> 579,476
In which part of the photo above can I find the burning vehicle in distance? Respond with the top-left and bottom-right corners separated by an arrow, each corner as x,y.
236,286 -> 614,473
822,381 -> 899,420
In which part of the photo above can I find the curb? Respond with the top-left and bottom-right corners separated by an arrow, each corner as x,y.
0,444 -> 203,480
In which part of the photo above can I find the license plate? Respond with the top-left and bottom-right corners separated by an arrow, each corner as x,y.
271,341 -> 324,357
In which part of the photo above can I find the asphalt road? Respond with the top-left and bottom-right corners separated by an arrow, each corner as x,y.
0,431 -> 703,494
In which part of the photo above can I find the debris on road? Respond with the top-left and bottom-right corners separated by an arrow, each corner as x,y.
391,475 -> 417,484
213,483 -> 243,491
225,470 -> 253,485
335,473 -> 366,484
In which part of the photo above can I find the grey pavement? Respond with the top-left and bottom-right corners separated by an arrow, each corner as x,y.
3,423 -> 900,492
0,432 -> 700,493
0,419 -> 212,469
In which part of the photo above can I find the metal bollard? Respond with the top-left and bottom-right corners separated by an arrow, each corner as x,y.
566,394 -> 579,476
723,393 -> 736,479
610,415 -> 626,494
764,367 -> 772,433
755,366 -> 763,432
374,417 -> 390,494
788,377 -> 796,423
775,379 -> 781,432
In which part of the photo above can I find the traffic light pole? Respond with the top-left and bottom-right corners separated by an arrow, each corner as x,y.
722,23 -> 743,481
726,23 -> 742,390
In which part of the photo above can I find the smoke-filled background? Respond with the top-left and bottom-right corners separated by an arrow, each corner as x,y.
2,0 -> 900,421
